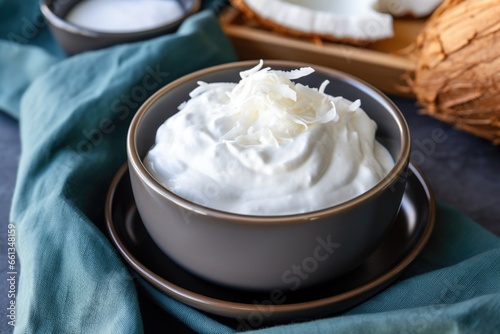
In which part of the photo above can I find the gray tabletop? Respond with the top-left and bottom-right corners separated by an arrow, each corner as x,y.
1,96 -> 499,333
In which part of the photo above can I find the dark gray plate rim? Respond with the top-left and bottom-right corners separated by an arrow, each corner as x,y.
105,162 -> 435,322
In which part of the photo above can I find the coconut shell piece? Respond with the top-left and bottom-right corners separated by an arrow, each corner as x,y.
375,0 -> 443,18
408,0 -> 500,144
230,0 -> 394,45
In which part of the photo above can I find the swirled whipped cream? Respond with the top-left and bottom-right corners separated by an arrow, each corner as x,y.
144,61 -> 394,215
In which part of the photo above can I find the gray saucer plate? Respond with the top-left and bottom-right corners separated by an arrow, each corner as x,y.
105,163 -> 435,324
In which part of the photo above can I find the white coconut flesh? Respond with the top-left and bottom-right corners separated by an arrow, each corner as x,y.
375,0 -> 443,17
241,0 -> 394,41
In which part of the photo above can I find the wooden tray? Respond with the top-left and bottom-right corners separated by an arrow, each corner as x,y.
220,7 -> 426,98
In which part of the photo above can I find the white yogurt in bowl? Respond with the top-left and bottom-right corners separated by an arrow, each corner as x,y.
144,61 -> 394,215
65,0 -> 185,33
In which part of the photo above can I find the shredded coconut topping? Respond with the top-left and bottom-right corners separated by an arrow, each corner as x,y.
194,60 -> 340,147
144,61 -> 395,216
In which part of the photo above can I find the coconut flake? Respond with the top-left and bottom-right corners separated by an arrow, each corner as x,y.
349,99 -> 361,111
319,80 -> 330,94
240,59 -> 264,78
274,66 -> 315,80
189,81 -> 234,98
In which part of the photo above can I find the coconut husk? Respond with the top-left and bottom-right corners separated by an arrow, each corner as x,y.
407,0 -> 500,144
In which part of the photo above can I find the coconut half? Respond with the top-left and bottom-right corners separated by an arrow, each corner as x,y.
231,0 -> 394,44
375,0 -> 443,17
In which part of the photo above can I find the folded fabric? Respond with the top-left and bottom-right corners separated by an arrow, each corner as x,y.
0,0 -> 62,55
9,9 -> 237,334
3,1 -> 500,333
0,43 -> 59,118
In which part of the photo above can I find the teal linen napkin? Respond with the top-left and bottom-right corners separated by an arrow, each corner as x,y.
8,7 -> 238,334
2,1 -> 500,333
0,43 -> 59,118
0,0 -> 62,55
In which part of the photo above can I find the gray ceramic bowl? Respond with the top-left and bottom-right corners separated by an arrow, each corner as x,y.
41,0 -> 201,55
127,60 -> 411,291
